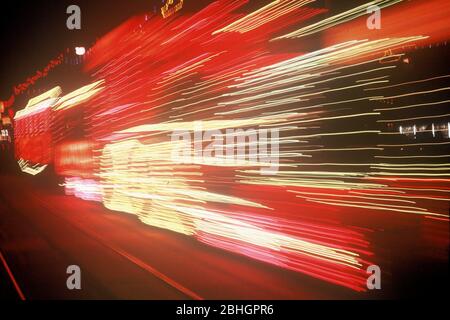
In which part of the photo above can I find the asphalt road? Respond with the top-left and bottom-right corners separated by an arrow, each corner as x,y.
0,170 -> 363,300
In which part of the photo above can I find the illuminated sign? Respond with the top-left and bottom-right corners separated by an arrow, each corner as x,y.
161,0 -> 184,18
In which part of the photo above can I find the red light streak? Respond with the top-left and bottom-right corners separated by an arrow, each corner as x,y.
13,0 -> 449,292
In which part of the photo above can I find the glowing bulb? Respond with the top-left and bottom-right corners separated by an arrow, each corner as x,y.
75,47 -> 86,56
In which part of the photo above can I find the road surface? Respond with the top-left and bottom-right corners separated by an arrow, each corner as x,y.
0,170 -> 363,300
